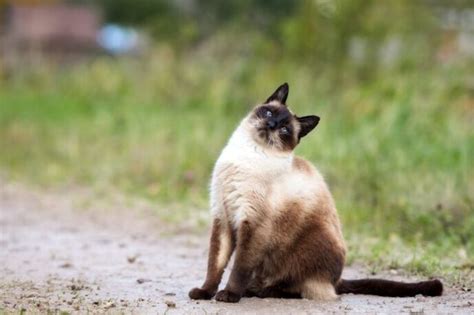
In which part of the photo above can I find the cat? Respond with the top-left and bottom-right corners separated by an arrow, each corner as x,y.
189,83 -> 443,303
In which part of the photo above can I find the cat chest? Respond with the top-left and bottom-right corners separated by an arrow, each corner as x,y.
212,167 -> 267,225
215,168 -> 323,229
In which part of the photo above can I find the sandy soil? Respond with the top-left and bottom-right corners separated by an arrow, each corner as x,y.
0,181 -> 473,314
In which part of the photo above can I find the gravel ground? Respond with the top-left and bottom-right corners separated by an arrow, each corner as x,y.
0,181 -> 473,314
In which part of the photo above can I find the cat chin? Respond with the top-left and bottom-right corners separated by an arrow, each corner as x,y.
257,138 -> 288,153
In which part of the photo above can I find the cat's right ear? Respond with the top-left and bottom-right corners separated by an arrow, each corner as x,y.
266,83 -> 289,105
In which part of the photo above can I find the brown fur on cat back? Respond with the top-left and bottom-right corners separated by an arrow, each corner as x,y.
188,83 -> 443,303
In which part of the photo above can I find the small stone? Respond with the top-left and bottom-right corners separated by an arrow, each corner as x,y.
70,284 -> 83,291
59,262 -> 73,268
103,301 -> 116,309
137,278 -> 152,284
165,300 -> 176,308
127,255 -> 139,263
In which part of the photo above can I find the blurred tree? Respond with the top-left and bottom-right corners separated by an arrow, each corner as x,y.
281,0 -> 439,64
64,0 -> 473,72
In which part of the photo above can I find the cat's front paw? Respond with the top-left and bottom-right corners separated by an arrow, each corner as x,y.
215,289 -> 241,303
189,287 -> 215,300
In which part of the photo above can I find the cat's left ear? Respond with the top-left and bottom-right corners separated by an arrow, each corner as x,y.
266,82 -> 289,105
297,115 -> 320,138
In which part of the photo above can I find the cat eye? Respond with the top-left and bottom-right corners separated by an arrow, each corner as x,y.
280,127 -> 289,135
265,110 -> 272,118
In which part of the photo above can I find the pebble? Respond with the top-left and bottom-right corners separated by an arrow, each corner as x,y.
136,278 -> 152,284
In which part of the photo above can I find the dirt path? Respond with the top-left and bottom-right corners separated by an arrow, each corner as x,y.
0,181 -> 473,314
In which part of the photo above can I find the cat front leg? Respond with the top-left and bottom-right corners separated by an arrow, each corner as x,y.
215,219 -> 262,303
189,218 -> 234,300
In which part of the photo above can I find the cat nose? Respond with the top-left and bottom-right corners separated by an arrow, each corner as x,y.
267,119 -> 277,129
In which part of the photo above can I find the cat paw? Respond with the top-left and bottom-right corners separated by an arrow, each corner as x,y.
188,287 -> 215,300
215,289 -> 241,303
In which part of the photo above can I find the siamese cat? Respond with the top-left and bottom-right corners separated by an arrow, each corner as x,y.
189,83 -> 443,303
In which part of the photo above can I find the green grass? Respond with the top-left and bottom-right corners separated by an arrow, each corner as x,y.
1,53 -> 473,284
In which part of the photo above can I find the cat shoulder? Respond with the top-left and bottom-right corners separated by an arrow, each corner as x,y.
292,156 -> 316,175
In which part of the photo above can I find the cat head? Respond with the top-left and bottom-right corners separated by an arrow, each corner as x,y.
247,83 -> 320,152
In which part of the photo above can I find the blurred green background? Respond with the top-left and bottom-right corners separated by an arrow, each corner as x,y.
0,0 -> 473,281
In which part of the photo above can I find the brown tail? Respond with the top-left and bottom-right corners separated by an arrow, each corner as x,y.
336,278 -> 443,297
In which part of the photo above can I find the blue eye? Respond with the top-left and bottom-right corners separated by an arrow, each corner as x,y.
265,110 -> 272,117
280,127 -> 289,134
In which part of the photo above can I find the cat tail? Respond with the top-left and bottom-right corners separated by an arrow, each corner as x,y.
336,278 -> 443,297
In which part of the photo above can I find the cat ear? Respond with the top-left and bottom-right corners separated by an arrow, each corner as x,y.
266,82 -> 289,104
297,115 -> 320,138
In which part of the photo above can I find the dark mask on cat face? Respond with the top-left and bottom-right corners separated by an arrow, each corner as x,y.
249,83 -> 320,151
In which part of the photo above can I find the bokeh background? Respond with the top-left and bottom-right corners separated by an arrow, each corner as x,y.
1,0 -> 473,279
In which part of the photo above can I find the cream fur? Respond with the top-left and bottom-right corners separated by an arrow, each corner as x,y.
216,231 -> 232,270
301,279 -> 338,301
210,115 -> 330,230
